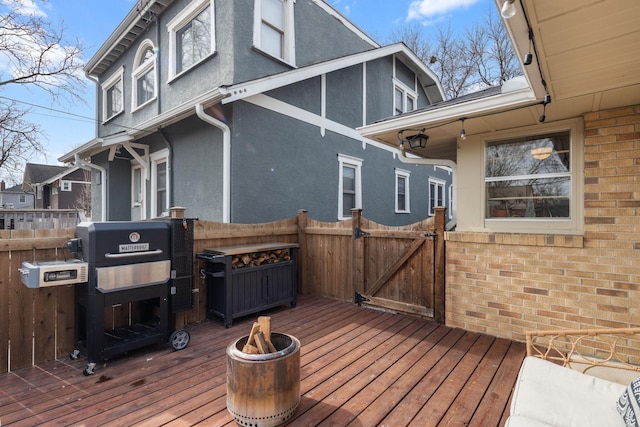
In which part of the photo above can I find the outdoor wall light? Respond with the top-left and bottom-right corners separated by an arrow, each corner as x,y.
406,132 -> 429,149
501,0 -> 516,19
398,128 -> 428,149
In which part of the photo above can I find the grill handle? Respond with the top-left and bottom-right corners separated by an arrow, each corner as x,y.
104,249 -> 164,259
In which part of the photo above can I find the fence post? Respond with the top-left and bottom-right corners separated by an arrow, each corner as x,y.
434,207 -> 446,324
351,208 -> 364,301
297,210 -> 308,295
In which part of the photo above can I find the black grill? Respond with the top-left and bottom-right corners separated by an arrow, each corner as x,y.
72,218 -> 194,375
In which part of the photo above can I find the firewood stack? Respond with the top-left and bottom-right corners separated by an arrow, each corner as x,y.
242,316 -> 277,354
231,249 -> 291,269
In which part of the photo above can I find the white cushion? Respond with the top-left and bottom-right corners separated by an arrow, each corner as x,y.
510,356 -> 626,427
505,414 -> 555,427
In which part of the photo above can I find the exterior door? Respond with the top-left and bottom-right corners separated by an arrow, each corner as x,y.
131,165 -> 145,220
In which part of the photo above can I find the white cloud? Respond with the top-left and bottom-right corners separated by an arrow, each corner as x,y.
407,0 -> 481,22
1,0 -> 47,17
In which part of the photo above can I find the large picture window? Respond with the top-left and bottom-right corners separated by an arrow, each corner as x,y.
485,131 -> 571,219
168,0 -> 214,79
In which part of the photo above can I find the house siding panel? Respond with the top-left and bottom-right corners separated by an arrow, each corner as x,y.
445,104 -> 640,342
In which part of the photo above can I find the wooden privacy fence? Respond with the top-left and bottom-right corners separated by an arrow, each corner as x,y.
0,209 -> 445,373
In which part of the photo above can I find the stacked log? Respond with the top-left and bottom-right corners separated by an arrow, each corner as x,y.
231,249 -> 291,269
242,316 -> 277,354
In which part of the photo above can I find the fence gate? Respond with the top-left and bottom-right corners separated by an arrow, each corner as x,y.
351,208 -> 446,323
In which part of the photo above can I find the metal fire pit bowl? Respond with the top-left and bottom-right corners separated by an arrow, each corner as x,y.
226,333 -> 301,427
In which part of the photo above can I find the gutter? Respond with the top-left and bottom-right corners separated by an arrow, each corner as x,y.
74,154 -> 107,221
195,103 -> 231,223
398,149 -> 457,231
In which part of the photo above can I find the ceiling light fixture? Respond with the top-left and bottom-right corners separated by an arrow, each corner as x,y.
398,128 -> 429,150
460,118 -> 466,140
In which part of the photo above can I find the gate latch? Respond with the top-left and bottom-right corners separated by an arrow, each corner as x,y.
354,227 -> 370,239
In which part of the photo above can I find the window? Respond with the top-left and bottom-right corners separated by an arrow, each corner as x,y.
132,40 -> 157,110
486,131 -> 571,219
19,194 -> 26,203
480,120 -> 583,233
168,0 -> 214,79
101,66 -> 124,121
395,169 -> 410,213
428,178 -> 445,216
151,150 -> 169,217
61,181 -> 72,191
393,80 -> 417,116
253,0 -> 296,65
338,154 -> 362,220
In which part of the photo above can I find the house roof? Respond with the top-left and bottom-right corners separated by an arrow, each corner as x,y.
358,0 -> 640,160
84,0 -> 379,77
22,163 -> 84,191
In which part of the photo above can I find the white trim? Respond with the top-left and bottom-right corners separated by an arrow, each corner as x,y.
321,73 -> 326,136
61,181 -> 72,192
150,149 -> 170,218
131,39 -> 157,112
395,168 -> 410,213
101,66 -> 124,122
220,43 -> 444,104
338,154 -> 363,220
244,93 -> 400,156
362,62 -> 367,126
253,0 -> 296,66
393,78 -> 417,116
167,0 -> 215,81
131,163 -> 146,220
428,177 -> 446,216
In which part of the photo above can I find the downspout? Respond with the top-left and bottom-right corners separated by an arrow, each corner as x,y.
398,148 -> 457,230
74,154 -> 107,221
195,103 -> 231,223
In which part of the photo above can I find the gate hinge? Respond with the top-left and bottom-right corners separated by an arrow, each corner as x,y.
424,232 -> 437,237
354,227 -> 370,239
354,291 -> 370,306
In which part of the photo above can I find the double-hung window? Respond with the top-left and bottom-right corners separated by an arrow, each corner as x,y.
428,178 -> 445,216
338,154 -> 362,220
482,120 -> 583,233
168,0 -> 214,79
132,41 -> 157,110
254,0 -> 295,65
151,149 -> 170,218
393,80 -> 417,116
395,169 -> 410,213
101,66 -> 124,122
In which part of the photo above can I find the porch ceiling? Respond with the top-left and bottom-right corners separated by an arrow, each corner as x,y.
360,0 -> 640,160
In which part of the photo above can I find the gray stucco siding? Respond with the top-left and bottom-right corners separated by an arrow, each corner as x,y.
364,57 -> 394,124
326,65 -> 364,130
163,115 -> 226,222
266,77 -> 322,115
395,59 -> 416,89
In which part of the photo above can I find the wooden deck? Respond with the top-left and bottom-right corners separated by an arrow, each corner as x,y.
0,295 -> 526,426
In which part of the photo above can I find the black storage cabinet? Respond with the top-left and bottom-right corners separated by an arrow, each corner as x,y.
198,242 -> 299,327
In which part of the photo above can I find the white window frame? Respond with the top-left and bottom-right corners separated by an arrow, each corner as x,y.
101,66 -> 124,122
150,149 -> 170,218
395,168 -> 410,213
61,181 -> 72,192
131,40 -> 157,112
393,78 -> 417,116
167,0 -> 215,81
481,119 -> 584,234
253,0 -> 296,66
338,154 -> 362,220
428,177 -> 445,216
131,163 -> 146,219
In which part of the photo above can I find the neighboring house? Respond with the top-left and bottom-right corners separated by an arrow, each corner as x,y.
360,0 -> 640,341
59,0 -> 451,225
0,181 -> 34,209
22,163 -> 91,211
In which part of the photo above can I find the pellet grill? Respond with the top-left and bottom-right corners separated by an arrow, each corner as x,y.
70,218 -> 194,375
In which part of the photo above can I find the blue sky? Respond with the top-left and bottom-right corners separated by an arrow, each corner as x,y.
1,0 -> 494,181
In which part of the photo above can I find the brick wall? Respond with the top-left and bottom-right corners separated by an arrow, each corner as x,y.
445,105 -> 640,342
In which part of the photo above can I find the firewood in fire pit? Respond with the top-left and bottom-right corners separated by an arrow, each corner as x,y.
241,316 -> 277,354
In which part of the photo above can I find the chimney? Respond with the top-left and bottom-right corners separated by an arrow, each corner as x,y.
1,180 -> 5,191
